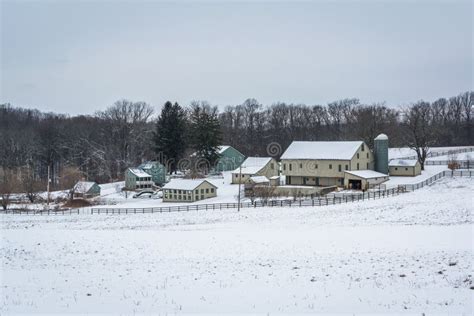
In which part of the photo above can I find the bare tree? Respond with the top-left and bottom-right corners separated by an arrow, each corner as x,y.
0,170 -> 18,210
403,101 -> 436,170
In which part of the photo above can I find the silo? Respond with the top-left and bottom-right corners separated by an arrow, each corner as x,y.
374,133 -> 389,174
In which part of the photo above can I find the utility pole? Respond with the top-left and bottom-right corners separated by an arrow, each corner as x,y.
237,165 -> 242,212
47,165 -> 50,206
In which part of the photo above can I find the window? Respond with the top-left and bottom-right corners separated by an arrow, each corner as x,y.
357,163 -> 360,170
289,164 -> 292,171
136,177 -> 139,181
405,168 -> 408,171
345,165 -> 348,170
315,164 -> 318,169
201,195 -> 204,200
201,189 -> 204,193
366,153 -> 369,159
206,188 -> 209,193
338,165 -> 341,172
283,164 -> 286,171
329,164 -> 332,169
195,190 -> 199,194
357,153 -> 360,159
367,162 -> 369,169
183,195 -> 187,200
211,188 -> 214,193
270,163 -> 274,170
395,167 -> 398,170
178,190 -> 181,194
361,144 -> 365,151
173,190 -> 177,194
299,163 -> 303,169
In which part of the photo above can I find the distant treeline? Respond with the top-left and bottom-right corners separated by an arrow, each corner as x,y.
0,91 -> 472,188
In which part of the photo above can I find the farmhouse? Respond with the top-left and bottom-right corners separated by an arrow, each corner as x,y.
138,161 -> 166,185
344,170 -> 389,190
125,168 -> 154,190
162,179 -> 217,202
389,159 -> 421,176
231,157 -> 278,184
213,146 -> 246,173
280,141 -> 373,187
72,181 -> 101,198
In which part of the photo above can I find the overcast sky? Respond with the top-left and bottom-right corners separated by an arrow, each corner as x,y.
1,0 -> 472,115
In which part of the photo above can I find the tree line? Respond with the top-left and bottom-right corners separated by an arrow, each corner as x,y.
0,91 -> 472,194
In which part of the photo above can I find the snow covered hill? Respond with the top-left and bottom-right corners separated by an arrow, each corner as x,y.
1,177 -> 472,314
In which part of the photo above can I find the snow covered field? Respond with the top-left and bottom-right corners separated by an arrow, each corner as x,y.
1,177 -> 473,313
389,146 -> 473,159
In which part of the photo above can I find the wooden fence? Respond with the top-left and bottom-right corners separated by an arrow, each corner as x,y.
425,160 -> 473,168
397,147 -> 474,160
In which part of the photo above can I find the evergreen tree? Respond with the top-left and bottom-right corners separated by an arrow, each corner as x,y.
153,101 -> 187,174
188,101 -> 222,173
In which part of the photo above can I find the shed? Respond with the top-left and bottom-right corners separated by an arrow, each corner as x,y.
73,181 -> 101,198
344,170 -> 389,190
250,176 -> 270,185
388,159 -> 421,177
269,175 -> 281,186
162,179 -> 217,202
231,157 -> 278,184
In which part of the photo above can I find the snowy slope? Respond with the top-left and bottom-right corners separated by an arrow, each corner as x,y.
1,177 -> 472,314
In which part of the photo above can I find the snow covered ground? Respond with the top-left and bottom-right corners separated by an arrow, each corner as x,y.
1,176 -> 472,314
389,146 -> 473,159
384,165 -> 448,188
427,152 -> 474,161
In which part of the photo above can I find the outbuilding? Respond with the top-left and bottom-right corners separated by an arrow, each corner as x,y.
231,157 -> 278,184
388,159 -> 421,176
344,170 -> 389,190
73,181 -> 101,199
162,179 -> 217,202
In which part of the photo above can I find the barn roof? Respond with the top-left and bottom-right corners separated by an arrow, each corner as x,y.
281,141 -> 363,160
73,181 -> 97,193
162,179 -> 217,190
344,170 -> 389,179
250,176 -> 270,184
388,159 -> 419,167
233,157 -> 273,174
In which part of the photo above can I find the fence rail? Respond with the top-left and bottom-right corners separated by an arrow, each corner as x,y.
425,160 -> 473,168
397,147 -> 474,160
2,170 -> 472,216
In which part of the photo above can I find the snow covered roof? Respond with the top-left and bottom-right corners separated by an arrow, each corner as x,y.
344,170 -> 389,179
139,161 -> 163,170
128,168 -> 151,178
281,141 -> 363,160
73,181 -> 97,193
250,176 -> 269,184
232,157 -> 273,174
389,159 -> 419,167
162,179 -> 216,190
218,146 -> 231,154
269,175 -> 281,180
375,133 -> 388,140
